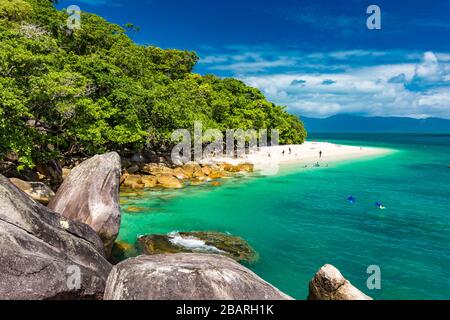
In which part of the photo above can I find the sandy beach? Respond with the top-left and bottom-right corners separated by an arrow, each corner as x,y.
201,141 -> 393,173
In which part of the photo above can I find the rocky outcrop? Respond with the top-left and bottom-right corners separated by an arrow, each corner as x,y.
9,178 -> 55,205
120,162 -> 253,190
48,152 -> 121,257
0,175 -> 111,300
308,264 -> 373,300
138,232 -> 257,263
104,254 -> 293,300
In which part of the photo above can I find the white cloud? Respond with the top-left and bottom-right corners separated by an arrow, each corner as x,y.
239,52 -> 450,119
198,46 -> 450,118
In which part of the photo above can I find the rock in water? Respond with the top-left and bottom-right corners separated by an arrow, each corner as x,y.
308,264 -> 372,300
138,232 -> 257,263
0,175 -> 112,300
104,254 -> 293,300
9,178 -> 55,205
48,152 -> 121,256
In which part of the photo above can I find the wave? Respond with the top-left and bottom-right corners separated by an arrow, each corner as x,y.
168,232 -> 225,253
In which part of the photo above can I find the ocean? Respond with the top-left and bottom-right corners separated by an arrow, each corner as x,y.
118,133 -> 450,300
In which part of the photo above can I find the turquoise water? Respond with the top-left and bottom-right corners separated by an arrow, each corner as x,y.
118,133 -> 450,300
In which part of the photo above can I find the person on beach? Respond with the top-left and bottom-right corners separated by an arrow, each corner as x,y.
282,150 -> 285,156
289,148 -> 292,155
319,150 -> 323,158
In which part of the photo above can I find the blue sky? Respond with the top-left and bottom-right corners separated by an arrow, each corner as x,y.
58,0 -> 450,119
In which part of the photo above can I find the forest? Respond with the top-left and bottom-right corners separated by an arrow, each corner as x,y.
0,0 -> 306,170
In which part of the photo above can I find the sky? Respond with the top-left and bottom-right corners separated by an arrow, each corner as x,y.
57,0 -> 450,119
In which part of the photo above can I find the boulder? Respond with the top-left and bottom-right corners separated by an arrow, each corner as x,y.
308,264 -> 372,300
157,174 -> 183,189
201,165 -> 212,176
140,175 -> 157,188
193,169 -> 207,180
126,165 -> 140,174
173,167 -> 188,179
0,175 -> 111,300
182,162 -> 202,178
48,152 -> 121,257
142,164 -> 173,176
104,254 -> 293,300
9,178 -> 55,205
219,163 -> 240,173
121,174 -> 144,189
138,232 -> 257,263
237,163 -> 254,173
36,160 -> 63,186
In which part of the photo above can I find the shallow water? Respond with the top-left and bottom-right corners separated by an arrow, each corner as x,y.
118,133 -> 450,300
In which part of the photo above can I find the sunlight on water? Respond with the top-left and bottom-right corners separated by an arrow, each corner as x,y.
119,133 -> 450,300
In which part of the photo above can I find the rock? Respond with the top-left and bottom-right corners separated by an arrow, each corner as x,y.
220,163 -> 240,173
9,178 -> 55,205
141,163 -> 158,174
62,168 -> 71,179
0,175 -> 111,300
193,169 -> 207,180
130,153 -> 146,163
104,254 -> 292,300
110,241 -> 139,265
48,152 -> 121,257
121,174 -> 145,189
36,160 -> 63,186
138,232 -> 257,263
142,164 -> 174,176
190,179 -> 205,186
173,167 -> 188,179
201,165 -> 212,176
237,163 -> 254,173
182,162 -> 202,178
140,175 -> 157,188
126,165 -> 140,174
208,170 -> 226,179
124,206 -> 147,213
157,174 -> 183,189
308,264 -> 373,300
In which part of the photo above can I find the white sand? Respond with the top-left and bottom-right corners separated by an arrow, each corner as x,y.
201,141 -> 392,173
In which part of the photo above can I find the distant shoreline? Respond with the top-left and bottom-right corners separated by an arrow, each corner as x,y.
200,141 -> 394,172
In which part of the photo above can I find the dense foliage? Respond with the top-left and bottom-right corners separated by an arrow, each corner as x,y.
0,0 -> 306,168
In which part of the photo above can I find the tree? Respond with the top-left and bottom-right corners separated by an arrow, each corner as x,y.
0,0 -> 306,169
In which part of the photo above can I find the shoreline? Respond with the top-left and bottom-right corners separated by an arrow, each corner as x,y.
200,141 -> 394,172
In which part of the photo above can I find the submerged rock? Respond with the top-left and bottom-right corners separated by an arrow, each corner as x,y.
104,254 -> 293,300
138,231 -> 257,263
308,264 -> 373,300
0,175 -> 111,300
48,152 -> 121,257
9,178 -> 55,205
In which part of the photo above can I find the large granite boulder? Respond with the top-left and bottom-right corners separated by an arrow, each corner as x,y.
48,152 -> 121,256
104,254 -> 293,300
0,175 -> 112,300
9,178 -> 55,205
308,264 -> 372,300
